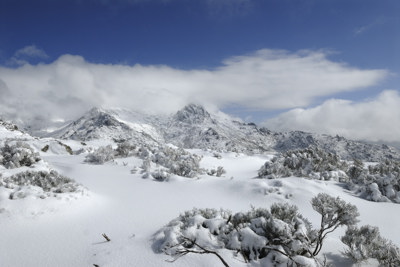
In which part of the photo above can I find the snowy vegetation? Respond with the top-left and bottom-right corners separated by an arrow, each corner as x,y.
0,170 -> 84,199
0,141 -> 41,169
347,159 -> 400,203
84,145 -> 115,165
85,141 -> 227,180
154,193 -> 361,266
258,147 -> 400,204
342,225 -> 400,265
258,146 -> 348,181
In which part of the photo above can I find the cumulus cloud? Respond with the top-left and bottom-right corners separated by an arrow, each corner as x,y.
263,90 -> 400,143
8,45 -> 48,66
0,49 -> 388,131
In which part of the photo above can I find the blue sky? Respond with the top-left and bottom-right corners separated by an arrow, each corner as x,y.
0,0 -> 399,143
1,0 -> 398,70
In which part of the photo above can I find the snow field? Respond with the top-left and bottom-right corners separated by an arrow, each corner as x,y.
0,147 -> 399,266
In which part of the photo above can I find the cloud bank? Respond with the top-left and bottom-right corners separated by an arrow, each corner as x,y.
264,90 -> 400,143
0,49 -> 389,133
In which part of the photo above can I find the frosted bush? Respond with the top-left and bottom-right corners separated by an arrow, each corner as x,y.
84,145 -> 115,164
207,166 -> 226,177
347,159 -> 400,203
115,141 -> 136,157
342,225 -> 400,266
152,146 -> 203,178
151,168 -> 170,181
154,194 -> 357,265
258,146 -> 348,181
0,170 -> 83,199
0,141 -> 41,169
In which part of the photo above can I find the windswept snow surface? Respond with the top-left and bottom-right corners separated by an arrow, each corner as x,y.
0,143 -> 399,267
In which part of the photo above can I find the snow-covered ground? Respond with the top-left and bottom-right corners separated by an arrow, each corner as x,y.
0,144 -> 398,267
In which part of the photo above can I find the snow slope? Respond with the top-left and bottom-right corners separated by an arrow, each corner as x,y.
0,145 -> 399,267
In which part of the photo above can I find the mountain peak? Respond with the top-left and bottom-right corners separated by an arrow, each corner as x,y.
174,104 -> 211,124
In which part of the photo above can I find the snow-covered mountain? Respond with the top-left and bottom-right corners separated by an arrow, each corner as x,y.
0,119 -> 32,140
43,104 -> 400,161
162,104 -> 275,153
47,107 -> 163,146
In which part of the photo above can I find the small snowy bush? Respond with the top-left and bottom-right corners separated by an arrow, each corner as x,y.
207,166 -> 226,177
311,193 -> 359,256
135,145 -> 203,178
342,225 -> 400,266
151,168 -> 170,181
154,193 -> 357,266
0,170 -> 83,199
347,159 -> 400,203
0,141 -> 41,169
258,146 -> 348,181
115,141 -> 136,157
84,145 -> 115,164
152,146 -> 203,178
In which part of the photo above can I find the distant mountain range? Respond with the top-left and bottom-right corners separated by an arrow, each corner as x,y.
29,104 -> 399,162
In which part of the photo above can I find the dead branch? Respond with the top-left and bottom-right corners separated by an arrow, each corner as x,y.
102,233 -> 111,242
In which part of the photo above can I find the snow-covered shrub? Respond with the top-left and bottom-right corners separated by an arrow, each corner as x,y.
115,141 -> 136,158
152,146 -> 203,178
84,145 -> 115,164
342,225 -> 400,266
311,193 -> 359,256
0,141 -> 41,169
151,168 -> 170,181
0,170 -> 83,199
347,159 -> 400,203
213,152 -> 222,159
154,194 -> 357,265
207,166 -> 226,177
258,146 -> 348,181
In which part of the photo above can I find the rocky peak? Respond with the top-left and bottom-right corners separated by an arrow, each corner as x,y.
174,104 -> 212,124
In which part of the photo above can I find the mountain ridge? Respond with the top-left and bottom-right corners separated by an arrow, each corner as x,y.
15,104 -> 400,162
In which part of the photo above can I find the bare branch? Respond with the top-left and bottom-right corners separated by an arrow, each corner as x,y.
166,236 -> 230,267
102,233 -> 111,242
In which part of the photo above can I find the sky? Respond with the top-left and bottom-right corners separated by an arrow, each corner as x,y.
0,0 -> 399,144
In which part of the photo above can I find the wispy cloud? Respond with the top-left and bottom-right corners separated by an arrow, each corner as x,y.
8,45 -> 48,66
354,17 -> 387,36
0,49 -> 388,132
264,90 -> 400,143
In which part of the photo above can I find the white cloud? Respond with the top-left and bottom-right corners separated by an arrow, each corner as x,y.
0,49 -> 388,130
263,90 -> 400,143
14,45 -> 48,59
8,45 -> 48,66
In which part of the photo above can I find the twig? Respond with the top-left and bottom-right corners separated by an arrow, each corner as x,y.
167,236 -> 230,267
102,233 -> 111,242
